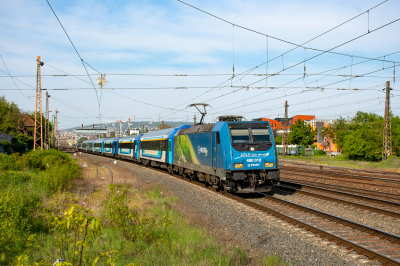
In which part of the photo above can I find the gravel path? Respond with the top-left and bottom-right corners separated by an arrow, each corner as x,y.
82,154 -> 380,266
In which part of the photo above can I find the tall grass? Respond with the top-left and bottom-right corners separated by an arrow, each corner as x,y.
0,149 -> 81,264
28,186 -> 286,266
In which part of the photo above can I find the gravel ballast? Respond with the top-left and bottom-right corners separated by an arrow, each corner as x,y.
82,154 -> 380,266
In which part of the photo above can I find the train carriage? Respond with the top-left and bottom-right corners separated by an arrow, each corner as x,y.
93,139 -> 104,155
85,139 -> 95,153
103,137 -> 117,156
117,135 -> 141,160
139,126 -> 190,167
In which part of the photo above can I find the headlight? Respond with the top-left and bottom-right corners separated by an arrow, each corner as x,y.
265,163 -> 274,167
234,163 -> 243,168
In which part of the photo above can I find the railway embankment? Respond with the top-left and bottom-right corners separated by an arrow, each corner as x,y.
1,148 -> 289,265
81,153 -> 373,266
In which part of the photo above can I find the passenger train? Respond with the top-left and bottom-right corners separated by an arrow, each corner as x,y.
78,118 -> 280,193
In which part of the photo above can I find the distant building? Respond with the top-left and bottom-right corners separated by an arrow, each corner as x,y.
306,119 -> 338,153
0,133 -> 15,153
252,115 -> 316,129
253,115 -> 339,154
129,128 -> 140,135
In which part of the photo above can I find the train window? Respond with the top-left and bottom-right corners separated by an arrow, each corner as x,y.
251,129 -> 271,143
230,129 -> 250,143
216,132 -> 220,145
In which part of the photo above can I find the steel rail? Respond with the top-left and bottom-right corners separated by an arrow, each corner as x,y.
280,160 -> 400,177
280,180 -> 400,208
80,152 -> 400,265
276,183 -> 400,219
282,177 -> 400,202
282,166 -> 400,184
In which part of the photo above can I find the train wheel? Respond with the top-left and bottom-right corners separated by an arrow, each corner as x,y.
167,164 -> 173,174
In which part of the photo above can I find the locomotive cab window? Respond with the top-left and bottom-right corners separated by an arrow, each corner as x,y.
229,123 -> 273,151
252,129 -> 271,143
230,129 -> 250,144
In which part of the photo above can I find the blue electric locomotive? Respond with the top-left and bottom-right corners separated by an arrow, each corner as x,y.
172,118 -> 279,193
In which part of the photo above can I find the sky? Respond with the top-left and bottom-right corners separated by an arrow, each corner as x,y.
1,0 -> 400,129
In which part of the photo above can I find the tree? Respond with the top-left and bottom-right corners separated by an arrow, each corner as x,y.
0,140 -> 12,154
12,134 -> 32,154
110,131 -> 115,138
288,119 -> 316,146
0,96 -> 22,135
322,117 -> 348,152
324,112 -> 387,161
274,135 -> 282,145
392,116 -> 400,156
77,137 -> 88,144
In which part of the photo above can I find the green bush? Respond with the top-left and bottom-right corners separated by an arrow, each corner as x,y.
0,140 -> 12,155
12,134 -> 31,154
0,149 -> 81,264
313,150 -> 326,156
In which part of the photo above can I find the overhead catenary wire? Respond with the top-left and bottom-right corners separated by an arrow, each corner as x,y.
205,53 -> 400,116
0,55 -> 30,100
210,62 -> 399,116
177,0 -> 397,64
45,0 -> 102,118
43,63 -> 195,118
0,85 -> 387,91
153,1 -> 399,120
244,18 -> 400,89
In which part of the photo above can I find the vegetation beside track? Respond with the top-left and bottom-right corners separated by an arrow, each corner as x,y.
0,149 -> 80,265
0,150 -> 286,266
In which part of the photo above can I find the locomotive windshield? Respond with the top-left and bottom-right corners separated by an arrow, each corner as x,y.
230,128 -> 271,144
229,123 -> 271,144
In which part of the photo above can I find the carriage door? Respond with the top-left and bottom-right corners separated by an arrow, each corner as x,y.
212,132 -> 217,172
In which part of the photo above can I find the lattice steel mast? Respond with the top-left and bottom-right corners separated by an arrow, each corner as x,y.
33,56 -> 44,151
283,100 -> 289,155
45,92 -> 50,149
382,81 -> 392,160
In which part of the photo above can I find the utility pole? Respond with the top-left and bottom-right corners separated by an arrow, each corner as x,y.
142,124 -> 144,134
33,56 -> 44,151
55,109 -> 59,149
194,115 -> 196,125
162,120 -> 165,130
119,121 -> 122,137
383,81 -> 392,160
283,100 -> 289,155
52,115 -> 55,148
128,118 -> 131,135
46,92 -> 50,149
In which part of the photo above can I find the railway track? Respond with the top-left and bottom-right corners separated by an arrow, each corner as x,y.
281,167 -> 400,188
76,152 -> 400,265
280,160 -> 400,178
281,176 -> 400,202
246,194 -> 400,265
276,181 -> 400,219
